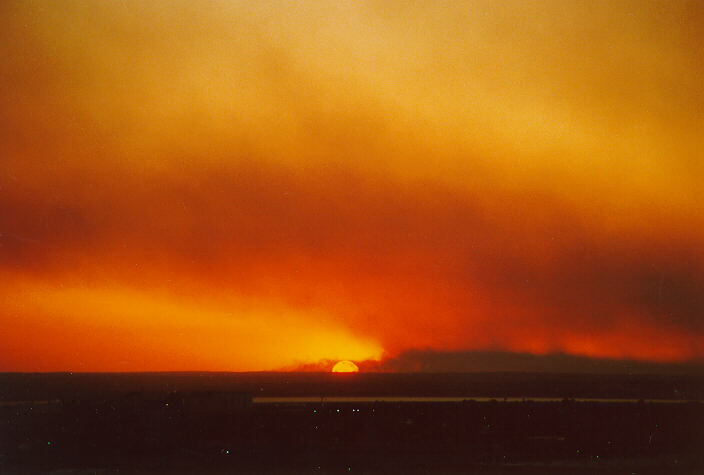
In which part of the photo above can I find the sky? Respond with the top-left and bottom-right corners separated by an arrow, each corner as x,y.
1,0 -> 702,371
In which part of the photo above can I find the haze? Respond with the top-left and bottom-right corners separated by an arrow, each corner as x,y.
1,1 -> 702,371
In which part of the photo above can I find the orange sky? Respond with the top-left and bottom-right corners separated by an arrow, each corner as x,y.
1,1 -> 702,371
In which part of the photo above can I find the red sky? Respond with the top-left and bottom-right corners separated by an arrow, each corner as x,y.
1,1 -> 702,371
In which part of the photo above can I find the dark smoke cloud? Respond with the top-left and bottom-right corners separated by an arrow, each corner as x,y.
358,349 -> 704,375
1,161 -> 703,361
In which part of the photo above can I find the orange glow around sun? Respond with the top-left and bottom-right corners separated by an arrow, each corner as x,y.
0,1 -> 702,372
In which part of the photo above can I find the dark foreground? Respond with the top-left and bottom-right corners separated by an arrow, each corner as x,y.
1,372 -> 702,474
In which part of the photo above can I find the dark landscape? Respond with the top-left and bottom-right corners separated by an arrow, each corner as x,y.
2,372 -> 702,474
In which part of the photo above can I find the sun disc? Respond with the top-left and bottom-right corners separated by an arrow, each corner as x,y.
332,360 -> 359,373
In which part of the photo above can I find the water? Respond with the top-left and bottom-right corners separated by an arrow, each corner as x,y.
253,396 -> 698,404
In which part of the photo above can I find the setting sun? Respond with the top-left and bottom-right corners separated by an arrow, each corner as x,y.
332,361 -> 359,373
1,0 -> 701,372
